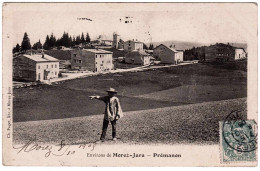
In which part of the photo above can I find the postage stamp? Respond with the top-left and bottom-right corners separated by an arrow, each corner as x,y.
220,110 -> 257,162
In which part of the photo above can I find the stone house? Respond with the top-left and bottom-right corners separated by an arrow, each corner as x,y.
13,53 -> 59,82
123,40 -> 143,51
204,43 -> 247,62
71,48 -> 113,72
125,50 -> 151,65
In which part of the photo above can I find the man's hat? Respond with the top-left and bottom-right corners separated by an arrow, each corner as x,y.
106,88 -> 117,93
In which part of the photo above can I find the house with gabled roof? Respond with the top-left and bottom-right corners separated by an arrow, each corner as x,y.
71,48 -> 113,72
13,53 -> 59,82
125,50 -> 151,65
153,44 -> 184,64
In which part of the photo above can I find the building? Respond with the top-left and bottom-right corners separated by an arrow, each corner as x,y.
234,48 -> 247,60
13,53 -> 59,82
112,33 -> 125,49
112,33 -> 120,48
160,48 -> 184,64
123,40 -> 143,51
71,48 -> 113,72
204,43 -> 247,62
125,50 -> 151,65
153,44 -> 184,64
153,44 -> 167,60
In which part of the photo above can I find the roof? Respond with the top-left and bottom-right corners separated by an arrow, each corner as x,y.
235,47 -> 246,52
23,54 -> 59,62
125,40 -> 143,44
82,49 -> 113,54
153,44 -> 168,50
168,48 -> 179,53
127,50 -> 150,56
153,44 -> 182,53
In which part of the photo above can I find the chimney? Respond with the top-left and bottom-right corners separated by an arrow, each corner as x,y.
41,52 -> 44,58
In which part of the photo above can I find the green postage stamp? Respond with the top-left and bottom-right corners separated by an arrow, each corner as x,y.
220,111 -> 257,163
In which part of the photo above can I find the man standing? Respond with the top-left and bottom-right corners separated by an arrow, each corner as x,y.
90,88 -> 123,142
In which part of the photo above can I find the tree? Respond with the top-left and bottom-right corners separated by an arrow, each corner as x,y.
76,35 -> 81,45
32,40 -> 42,50
43,35 -> 50,50
69,36 -> 72,47
15,43 -> 20,52
12,47 -> 16,54
71,36 -> 76,47
80,32 -> 85,44
49,33 -> 56,48
13,43 -> 21,53
143,43 -> 148,50
21,32 -> 31,51
149,44 -> 154,50
86,32 -> 91,43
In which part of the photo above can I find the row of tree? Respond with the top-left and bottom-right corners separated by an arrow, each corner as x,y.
143,43 -> 154,50
13,32 -> 91,53
184,46 -> 206,61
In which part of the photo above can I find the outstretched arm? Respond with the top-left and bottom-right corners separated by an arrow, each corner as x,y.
89,96 -> 106,102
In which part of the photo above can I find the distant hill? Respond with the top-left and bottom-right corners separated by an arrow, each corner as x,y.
151,41 -> 206,50
150,41 -> 248,51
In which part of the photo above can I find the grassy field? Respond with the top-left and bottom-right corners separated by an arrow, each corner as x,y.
13,98 -> 247,145
13,60 -> 247,122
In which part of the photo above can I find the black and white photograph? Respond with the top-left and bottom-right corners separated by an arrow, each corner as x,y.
2,2 -> 258,166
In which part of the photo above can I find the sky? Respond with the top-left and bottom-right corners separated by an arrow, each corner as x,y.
7,3 -> 256,47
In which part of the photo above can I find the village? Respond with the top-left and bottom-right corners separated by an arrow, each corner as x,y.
12,32 -> 247,86
12,31 -> 248,145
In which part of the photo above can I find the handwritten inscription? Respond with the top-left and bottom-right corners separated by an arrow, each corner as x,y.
13,136 -> 96,158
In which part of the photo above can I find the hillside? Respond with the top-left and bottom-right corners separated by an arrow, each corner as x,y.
13,62 -> 247,122
152,40 -> 247,51
45,50 -> 71,60
13,98 -> 246,145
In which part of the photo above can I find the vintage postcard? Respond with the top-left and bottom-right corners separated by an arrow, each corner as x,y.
2,3 -> 258,166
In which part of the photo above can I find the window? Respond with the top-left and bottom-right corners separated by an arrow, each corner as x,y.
47,65 -> 48,69
51,65 -> 53,68
38,65 -> 40,69
96,55 -> 97,58
79,60 -> 82,63
55,72 -> 57,75
55,64 -> 57,68
74,54 -> 77,57
74,59 -> 77,63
